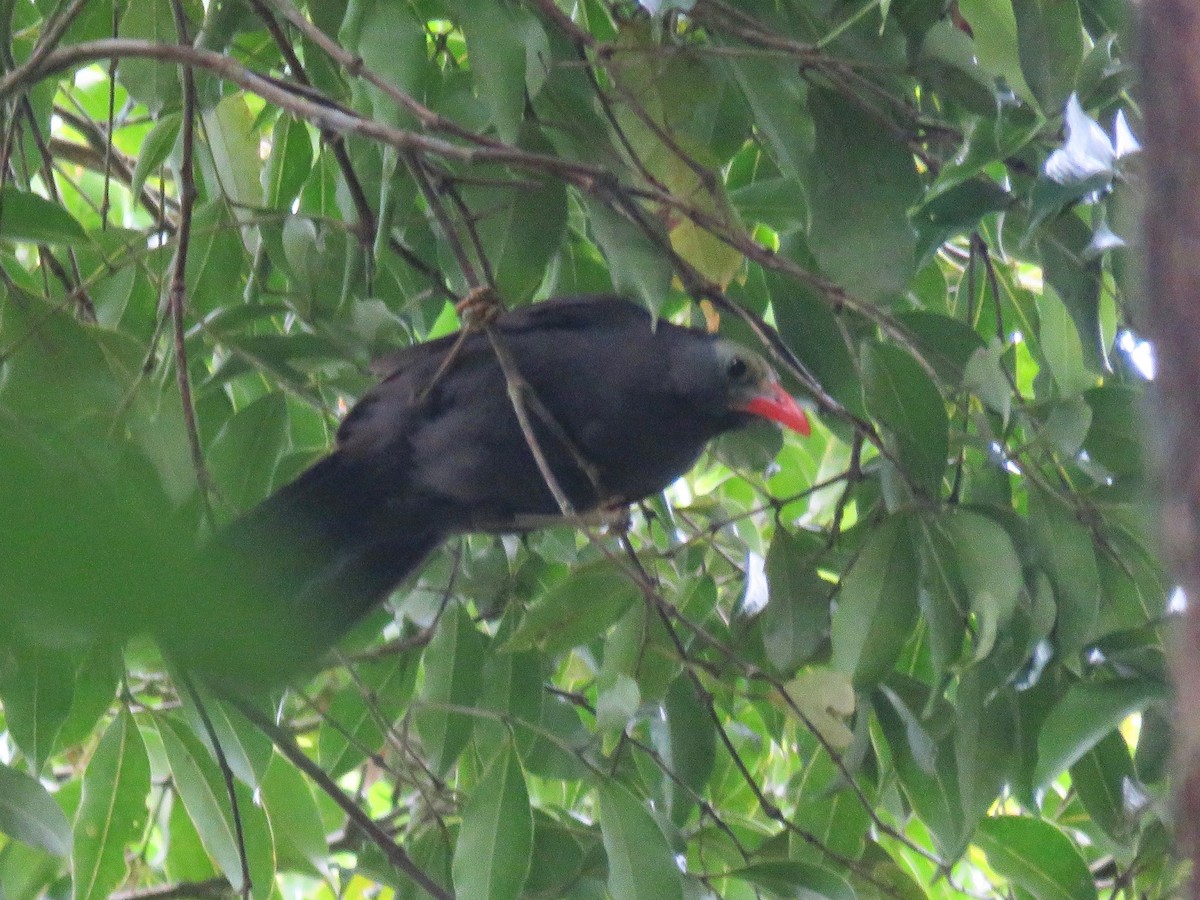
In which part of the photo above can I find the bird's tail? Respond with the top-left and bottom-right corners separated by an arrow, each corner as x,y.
173,454 -> 445,687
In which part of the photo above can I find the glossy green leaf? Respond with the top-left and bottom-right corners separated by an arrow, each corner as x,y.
1012,0 -> 1086,112
116,0 -> 180,113
945,508 -> 1023,660
452,741 -> 533,900
660,676 -> 715,826
202,95 -> 263,210
263,115 -> 313,209
761,527 -> 830,672
457,0 -> 542,142
0,644 -> 74,774
598,782 -> 684,900
975,816 -> 1097,900
831,515 -> 920,686
1039,284 -> 1096,397
156,716 -> 275,899
1034,679 -> 1168,787
584,200 -> 673,315
877,682 -> 967,858
728,860 -> 854,900
259,753 -> 327,874
863,343 -> 949,497
806,86 -> 921,303
415,603 -> 487,776
1028,487 -> 1100,660
0,188 -> 87,245
1070,730 -> 1138,845
176,688 -> 273,791
206,392 -> 290,511
72,711 -> 150,900
505,559 -> 642,655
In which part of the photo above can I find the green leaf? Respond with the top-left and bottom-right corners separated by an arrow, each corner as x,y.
0,643 -> 75,774
458,0 -> 545,142
1041,213 -> 1106,373
726,57 -> 811,177
202,95 -> 263,210
660,677 -> 716,826
452,741 -> 533,900
259,753 -> 328,874
347,0 -> 428,129
964,339 -> 1012,424
728,860 -> 854,900
183,203 -> 247,315
176,687 -> 273,790
975,816 -> 1097,900
525,811 -> 589,896
1083,385 -> 1143,479
584,200 -> 673,315
505,559 -> 642,655
944,509 -> 1023,660
761,527 -> 829,672
771,259 -> 866,419
1012,0 -> 1086,113
456,131 -> 568,303
0,764 -> 71,856
206,392 -> 289,510
57,644 -> 121,751
0,188 -> 87,245
476,611 -> 545,754
1039,283 -> 1096,398
156,716 -> 276,899
863,343 -> 949,497
415,603 -> 487,776
1028,487 -> 1100,660
116,0 -> 181,113
1034,679 -> 1167,788
596,673 -> 641,735
876,682 -> 967,858
598,782 -> 684,900
831,515 -> 920,686
1070,730 -> 1138,845
130,114 -> 181,201
956,0 -> 1037,106
72,711 -> 151,900
263,115 -> 313,209
730,177 -> 808,233
806,86 -> 920,303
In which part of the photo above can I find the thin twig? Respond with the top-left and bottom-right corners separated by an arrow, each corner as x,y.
228,695 -> 453,900
167,4 -> 213,513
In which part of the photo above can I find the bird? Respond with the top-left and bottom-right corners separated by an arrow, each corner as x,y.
179,295 -> 810,684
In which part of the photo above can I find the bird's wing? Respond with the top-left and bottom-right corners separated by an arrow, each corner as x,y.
368,331 -> 461,379
366,296 -> 641,379
497,295 -> 649,335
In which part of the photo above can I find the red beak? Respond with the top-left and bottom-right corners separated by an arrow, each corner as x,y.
742,381 -> 811,436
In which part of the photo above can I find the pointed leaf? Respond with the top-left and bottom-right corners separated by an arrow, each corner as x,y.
975,816 -> 1097,900
831,515 -> 920,686
1034,679 -> 1168,788
415,603 -> 486,776
598,782 -> 684,900
452,741 -> 533,900
0,188 -> 87,245
72,711 -> 151,900
0,764 -> 71,856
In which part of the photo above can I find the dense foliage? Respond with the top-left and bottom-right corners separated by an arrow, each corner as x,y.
0,0 -> 1175,897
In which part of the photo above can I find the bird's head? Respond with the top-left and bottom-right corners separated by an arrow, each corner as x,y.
711,339 -> 811,436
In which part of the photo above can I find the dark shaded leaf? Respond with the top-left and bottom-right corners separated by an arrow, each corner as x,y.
0,764 -> 71,856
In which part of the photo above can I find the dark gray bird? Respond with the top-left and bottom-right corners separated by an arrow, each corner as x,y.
182,296 -> 810,683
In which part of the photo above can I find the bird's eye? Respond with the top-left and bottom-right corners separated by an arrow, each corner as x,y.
727,356 -> 749,381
